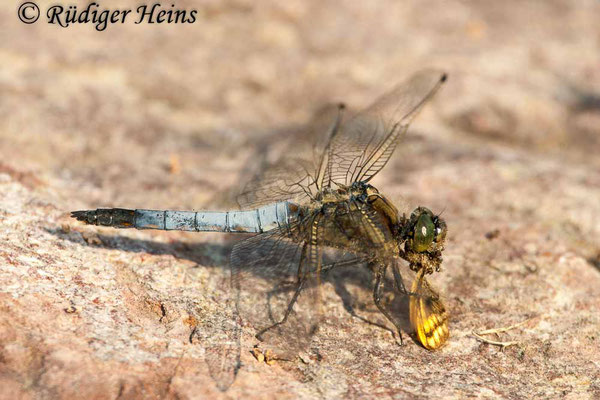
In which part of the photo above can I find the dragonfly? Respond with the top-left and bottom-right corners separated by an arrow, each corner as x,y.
71,70 -> 449,355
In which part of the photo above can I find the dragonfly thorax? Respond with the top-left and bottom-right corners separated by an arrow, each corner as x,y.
311,183 -> 447,274
312,185 -> 346,203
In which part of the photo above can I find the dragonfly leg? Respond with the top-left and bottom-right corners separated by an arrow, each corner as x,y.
333,277 -> 397,337
265,280 -> 297,324
373,263 -> 404,346
256,278 -> 305,341
390,261 -> 421,298
257,242 -> 309,341
391,263 -> 408,294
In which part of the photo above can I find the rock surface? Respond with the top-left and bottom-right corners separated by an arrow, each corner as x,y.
1,1 -> 600,399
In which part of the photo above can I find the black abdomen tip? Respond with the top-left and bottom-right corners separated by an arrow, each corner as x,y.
71,210 -> 96,224
70,208 -> 135,228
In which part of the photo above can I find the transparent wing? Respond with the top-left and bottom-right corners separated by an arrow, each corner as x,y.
237,105 -> 344,209
236,157 -> 315,209
237,71 -> 445,209
230,202 -> 394,356
327,70 -> 446,186
409,268 -> 449,350
201,302 -> 240,392
230,214 -> 325,357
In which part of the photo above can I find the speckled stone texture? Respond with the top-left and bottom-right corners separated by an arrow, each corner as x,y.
1,1 -> 600,399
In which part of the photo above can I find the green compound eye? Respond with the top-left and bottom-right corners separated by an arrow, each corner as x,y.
412,212 -> 435,253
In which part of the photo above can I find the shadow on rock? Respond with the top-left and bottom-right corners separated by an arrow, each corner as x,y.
49,226 -> 235,270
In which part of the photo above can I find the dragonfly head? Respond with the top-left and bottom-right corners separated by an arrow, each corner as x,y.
402,207 -> 447,273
